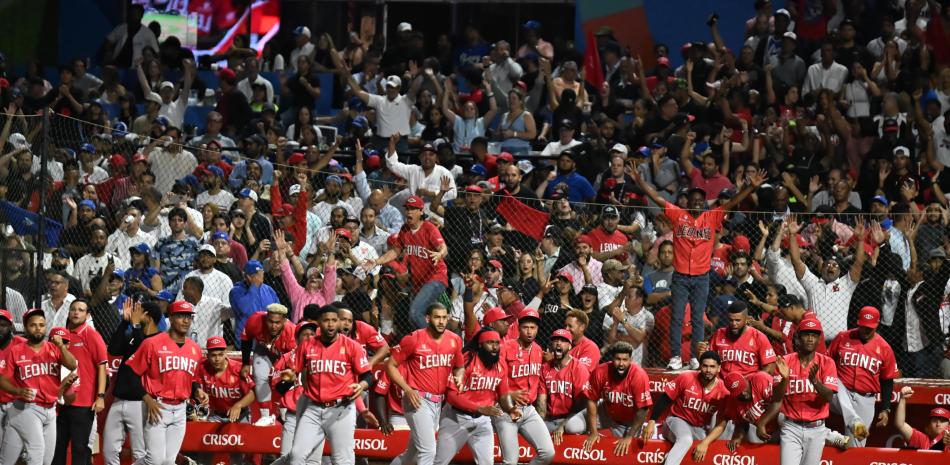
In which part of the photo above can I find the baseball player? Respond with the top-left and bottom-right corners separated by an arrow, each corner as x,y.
270,304 -> 372,465
53,299 -> 108,465
708,301 -> 776,377
774,294 -> 827,354
338,305 -> 390,366
826,306 -> 898,446
433,329 -> 519,465
582,341 -> 653,456
757,317 -> 839,465
494,308 -> 554,465
101,300 -> 162,465
196,336 -> 256,422
0,308 -> 78,465
372,347 -> 407,434
645,351 -> 731,464
387,303 -> 464,465
125,300 -> 204,465
240,303 -> 296,425
894,386 -> 950,450
565,310 -> 601,370
0,308 -> 26,452
270,320 -> 321,465
538,329 -> 590,444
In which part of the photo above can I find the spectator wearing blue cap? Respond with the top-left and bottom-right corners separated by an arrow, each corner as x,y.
78,143 -> 109,185
209,230 -> 245,281
517,20 -> 553,60
122,242 -> 163,302
312,174 -> 359,225
151,207 -> 201,295
229,259 -> 279,348
196,164 -> 235,211
105,205 -> 156,266
189,111 -> 237,149
233,185 -> 274,256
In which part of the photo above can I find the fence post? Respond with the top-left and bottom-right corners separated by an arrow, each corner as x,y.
34,109 -> 50,309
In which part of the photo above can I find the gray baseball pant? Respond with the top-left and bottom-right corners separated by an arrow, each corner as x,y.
492,405 -> 554,465
432,405 -> 494,465
779,420 -> 827,465
390,397 -> 442,465
281,399 -> 323,465
543,411 -> 587,434
662,415 -> 707,465
253,348 -> 274,403
830,383 -> 875,447
102,399 -> 146,465
1,402 -> 25,461
720,421 -> 765,444
271,401 -> 356,465
132,401 -> 186,465
0,402 -> 56,465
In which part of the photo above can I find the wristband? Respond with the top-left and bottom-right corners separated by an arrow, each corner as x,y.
463,289 -> 474,303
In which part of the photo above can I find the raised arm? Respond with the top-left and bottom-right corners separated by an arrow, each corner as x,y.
721,169 -> 766,211
787,218 -> 807,280
630,162 -> 668,208
893,386 -> 915,440
849,221 -> 867,283
441,78 -> 458,124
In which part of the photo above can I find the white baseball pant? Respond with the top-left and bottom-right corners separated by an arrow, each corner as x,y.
432,405 -> 494,465
133,401 -> 187,465
101,399 -> 146,465
543,411 -> 587,434
390,397 -> 442,465
252,349 -> 274,403
662,416 -> 708,465
492,405 -> 554,465
779,420 -> 828,465
271,401 -> 356,465
280,396 -> 323,465
0,402 -> 56,465
830,383 -> 876,447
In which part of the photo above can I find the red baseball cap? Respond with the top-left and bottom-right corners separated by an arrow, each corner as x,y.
464,185 -> 483,194
723,371 -> 748,398
856,306 -> 880,329
405,195 -> 425,210
732,235 -> 751,254
488,259 -> 503,270
274,203 -> 295,218
551,329 -> 573,344
22,308 -> 44,323
287,153 -> 306,165
930,407 -> 950,421
574,234 -> 594,247
519,308 -> 541,324
657,57 -> 671,67
206,336 -> 227,350
798,318 -> 823,333
483,307 -> 513,325
335,227 -> 353,241
496,152 -> 514,163
109,154 -> 128,168
556,272 -> 574,284
0,309 -> 12,323
168,301 -> 195,315
478,330 -> 501,344
132,153 -> 149,164
50,327 -> 70,342
365,155 -> 381,171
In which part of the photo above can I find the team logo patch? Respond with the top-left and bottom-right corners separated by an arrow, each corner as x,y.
730,380 -> 740,389
863,313 -> 874,320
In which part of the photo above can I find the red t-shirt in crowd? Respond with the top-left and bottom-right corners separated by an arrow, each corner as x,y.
726,371 -> 775,424
907,428 -> 944,450
584,361 -> 653,425
295,334 -> 370,403
664,203 -> 725,275
569,336 -> 601,371
587,226 -> 629,263
711,326 -> 777,377
541,356 -> 591,418
688,170 -> 735,202
664,371 -> 730,427
780,352 -> 838,422
0,336 -> 26,404
127,332 -> 202,403
392,328 -> 464,395
67,322 -> 108,407
1,340 -> 64,407
196,358 -> 255,414
271,351 -> 302,412
446,353 -> 509,412
395,221 -> 449,290
827,329 -> 898,395
500,338 -> 543,405
240,312 -> 297,358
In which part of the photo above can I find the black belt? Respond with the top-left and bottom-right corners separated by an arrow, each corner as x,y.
788,419 -> 824,428
455,408 -> 482,418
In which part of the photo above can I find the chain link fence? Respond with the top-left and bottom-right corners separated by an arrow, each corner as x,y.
1,111 -> 948,379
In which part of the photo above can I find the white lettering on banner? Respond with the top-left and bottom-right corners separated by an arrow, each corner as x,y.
353,438 -> 387,451
868,462 -> 912,465
493,444 -> 536,459
712,454 -> 756,465
202,434 -> 245,446
562,447 -> 606,462
649,380 -> 675,392
934,393 -> 950,405
819,461 -> 834,465
636,451 -> 667,464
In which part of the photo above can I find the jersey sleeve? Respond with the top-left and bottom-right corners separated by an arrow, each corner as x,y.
826,333 -> 843,360
452,337 -> 465,368
496,361 -> 510,396
125,340 -> 151,376
392,334 -> 415,366
359,322 -> 386,351
880,343 -> 899,380
572,365 -> 591,398
707,207 -> 727,229
819,356 -> 839,392
0,348 -> 13,379
664,373 -> 684,399
350,340 -> 371,376
426,222 -> 446,249
582,367 -> 603,400
663,202 -> 683,222
756,331 -> 777,365
374,370 -> 391,395
907,428 -> 933,449
633,368 -> 652,407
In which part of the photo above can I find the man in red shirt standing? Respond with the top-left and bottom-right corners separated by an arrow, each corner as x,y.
708,301 -> 776,377
0,309 -> 77,465
894,386 -> 950,451
645,351 -> 731,464
53,299 -> 108,465
387,303 -> 464,465
634,166 -> 766,370
125,301 -> 203,465
239,303 -> 296,425
758,318 -> 839,465
370,195 -> 449,329
0,309 -> 25,451
271,321 -> 318,462
827,306 -> 898,447
539,330 -> 590,443
583,341 -> 653,456
565,310 -> 600,370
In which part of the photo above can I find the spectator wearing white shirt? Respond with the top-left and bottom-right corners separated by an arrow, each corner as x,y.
311,175 -> 358,225
933,113 -> 950,168
348,70 -> 418,153
195,165 -> 235,211
75,227 -> 129,295
289,27 -> 315,73
78,143 -> 109,185
136,57 -> 194,128
540,119 -> 583,156
866,16 -> 907,60
176,245 -> 234,305
144,126 -> 198,194
41,270 -> 77,335
237,57 -> 275,104
488,40 -> 523,110
181,276 -> 231,349
802,42 -> 849,97
102,4 -> 159,67
2,286 -> 29,332
603,287 -> 654,365
384,140 -> 457,209
105,206 -> 155,265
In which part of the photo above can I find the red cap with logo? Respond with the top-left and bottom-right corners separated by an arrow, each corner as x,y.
168,301 -> 195,315
206,336 -> 227,350
732,235 -> 751,254
798,317 -> 823,333
519,308 -> 541,323
0,309 -> 12,323
930,407 -> 950,421
496,152 -> 515,163
551,329 -> 573,344
856,306 -> 880,329
405,195 -> 425,210
23,308 -> 44,323
556,272 -> 574,284
488,259 -> 503,270
50,327 -> 71,342
723,371 -> 748,398
335,227 -> 353,240
483,307 -> 513,325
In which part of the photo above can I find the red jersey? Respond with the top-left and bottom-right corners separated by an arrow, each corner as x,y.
726,371 -> 775,424
827,329 -> 898,395
374,355 -> 405,416
587,227 -> 629,263
907,428 -> 943,450
189,0 -> 240,36
710,246 -> 731,277
541,356 -> 591,417
1,341 -> 64,407
584,361 -> 653,424
711,327 -> 777,377
296,334 -> 370,403
196,358 -> 255,414
240,312 -> 297,359
663,203 -> 726,275
569,336 -> 601,371
446,353 -> 509,412
66,322 -> 108,407
665,371 -> 730,427
500,339 -> 543,404
392,329 -> 464,395
769,315 -> 795,356
271,351 -> 302,412
395,221 -> 449,289
0,336 -> 27,404
350,320 -> 387,352
127,333 -> 202,403
780,352 -> 838,422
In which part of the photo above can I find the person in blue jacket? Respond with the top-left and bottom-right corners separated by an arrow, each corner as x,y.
228,259 -> 279,347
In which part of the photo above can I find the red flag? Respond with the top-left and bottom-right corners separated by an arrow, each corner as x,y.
496,192 -> 550,241
583,29 -> 605,90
